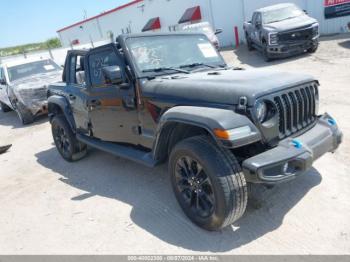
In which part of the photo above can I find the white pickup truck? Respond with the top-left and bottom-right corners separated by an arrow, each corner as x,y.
0,58 -> 62,124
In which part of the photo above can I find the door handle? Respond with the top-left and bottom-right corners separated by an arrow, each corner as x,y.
69,94 -> 76,100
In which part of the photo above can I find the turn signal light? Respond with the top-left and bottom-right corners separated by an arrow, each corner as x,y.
213,129 -> 230,140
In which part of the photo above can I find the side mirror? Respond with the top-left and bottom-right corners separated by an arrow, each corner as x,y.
215,28 -> 223,35
0,78 -> 7,85
102,65 -> 124,86
255,21 -> 261,29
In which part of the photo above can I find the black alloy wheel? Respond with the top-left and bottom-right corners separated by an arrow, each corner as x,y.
169,136 -> 248,231
53,125 -> 72,159
51,115 -> 87,162
174,156 -> 215,218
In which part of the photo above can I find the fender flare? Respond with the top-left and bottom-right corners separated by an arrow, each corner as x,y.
153,106 -> 261,159
48,95 -> 76,131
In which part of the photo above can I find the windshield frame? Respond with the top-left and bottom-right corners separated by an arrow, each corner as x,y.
122,33 -> 226,78
262,5 -> 304,24
7,59 -> 62,82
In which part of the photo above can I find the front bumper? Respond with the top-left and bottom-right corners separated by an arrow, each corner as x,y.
14,90 -> 48,115
267,37 -> 319,58
242,113 -> 342,184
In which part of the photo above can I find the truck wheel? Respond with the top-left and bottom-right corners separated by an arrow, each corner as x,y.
15,102 -> 34,125
262,44 -> 272,62
51,115 -> 87,162
245,33 -> 254,51
307,43 -> 319,53
169,136 -> 248,231
0,101 -> 12,113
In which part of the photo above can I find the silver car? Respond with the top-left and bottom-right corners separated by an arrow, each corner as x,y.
0,58 -> 62,124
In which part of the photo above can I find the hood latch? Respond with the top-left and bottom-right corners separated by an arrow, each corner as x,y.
238,96 -> 248,112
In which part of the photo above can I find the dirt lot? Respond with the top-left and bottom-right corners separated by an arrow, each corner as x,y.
0,34 -> 350,254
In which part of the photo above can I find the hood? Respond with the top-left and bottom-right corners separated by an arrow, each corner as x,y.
142,69 -> 315,106
10,71 -> 62,91
264,15 -> 318,32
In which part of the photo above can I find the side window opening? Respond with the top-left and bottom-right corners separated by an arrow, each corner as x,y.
75,55 -> 86,85
69,54 -> 86,86
257,13 -> 262,24
88,48 -> 123,88
252,12 -> 257,23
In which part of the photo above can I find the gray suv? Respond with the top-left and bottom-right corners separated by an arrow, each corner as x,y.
243,3 -> 319,61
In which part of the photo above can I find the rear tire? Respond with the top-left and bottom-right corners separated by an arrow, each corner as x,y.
169,135 -> 248,231
15,102 -> 34,125
51,114 -> 87,162
245,32 -> 254,51
0,101 -> 12,113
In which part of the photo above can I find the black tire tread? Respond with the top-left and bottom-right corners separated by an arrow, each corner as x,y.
0,102 -> 12,113
198,136 -> 248,228
171,135 -> 248,230
51,114 -> 87,162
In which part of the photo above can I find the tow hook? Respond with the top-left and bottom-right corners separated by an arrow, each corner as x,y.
291,139 -> 303,149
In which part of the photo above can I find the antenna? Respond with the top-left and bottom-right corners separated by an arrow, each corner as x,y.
83,9 -> 87,20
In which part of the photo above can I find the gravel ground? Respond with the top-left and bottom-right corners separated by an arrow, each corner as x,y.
0,34 -> 349,254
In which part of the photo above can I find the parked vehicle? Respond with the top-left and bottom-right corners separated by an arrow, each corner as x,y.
48,32 -> 342,231
182,22 -> 222,49
243,3 -> 319,61
0,58 -> 62,124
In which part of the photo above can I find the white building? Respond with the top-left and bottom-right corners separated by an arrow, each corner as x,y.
57,0 -> 350,48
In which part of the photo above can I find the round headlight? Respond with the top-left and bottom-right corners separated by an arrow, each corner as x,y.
256,101 -> 267,123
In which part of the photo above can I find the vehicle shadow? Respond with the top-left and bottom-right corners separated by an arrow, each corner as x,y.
35,146 -> 322,252
339,40 -> 350,49
233,46 -> 311,68
0,111 -> 48,129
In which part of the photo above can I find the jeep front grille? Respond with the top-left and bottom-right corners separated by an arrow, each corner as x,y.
273,84 -> 318,139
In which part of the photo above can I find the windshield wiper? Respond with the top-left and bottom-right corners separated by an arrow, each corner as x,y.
142,67 -> 189,74
179,62 -> 217,69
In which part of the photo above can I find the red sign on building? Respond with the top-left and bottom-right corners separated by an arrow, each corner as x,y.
324,0 -> 350,18
325,0 -> 350,7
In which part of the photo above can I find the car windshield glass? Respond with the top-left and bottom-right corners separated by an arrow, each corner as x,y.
126,35 -> 224,74
8,59 -> 61,81
263,5 -> 304,24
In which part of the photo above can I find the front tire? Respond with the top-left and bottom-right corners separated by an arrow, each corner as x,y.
15,102 -> 34,125
0,101 -> 12,113
169,136 -> 248,231
262,43 -> 272,62
307,42 -> 319,53
51,115 -> 87,162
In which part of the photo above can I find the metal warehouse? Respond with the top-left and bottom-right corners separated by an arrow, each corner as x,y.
57,0 -> 350,48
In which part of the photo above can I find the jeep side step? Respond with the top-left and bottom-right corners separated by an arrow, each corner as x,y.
76,134 -> 157,168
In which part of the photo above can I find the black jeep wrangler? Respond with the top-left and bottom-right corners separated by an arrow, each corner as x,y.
48,32 -> 342,231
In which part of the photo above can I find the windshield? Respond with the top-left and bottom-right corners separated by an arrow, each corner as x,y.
263,5 -> 304,24
8,59 -> 61,81
126,34 -> 224,75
